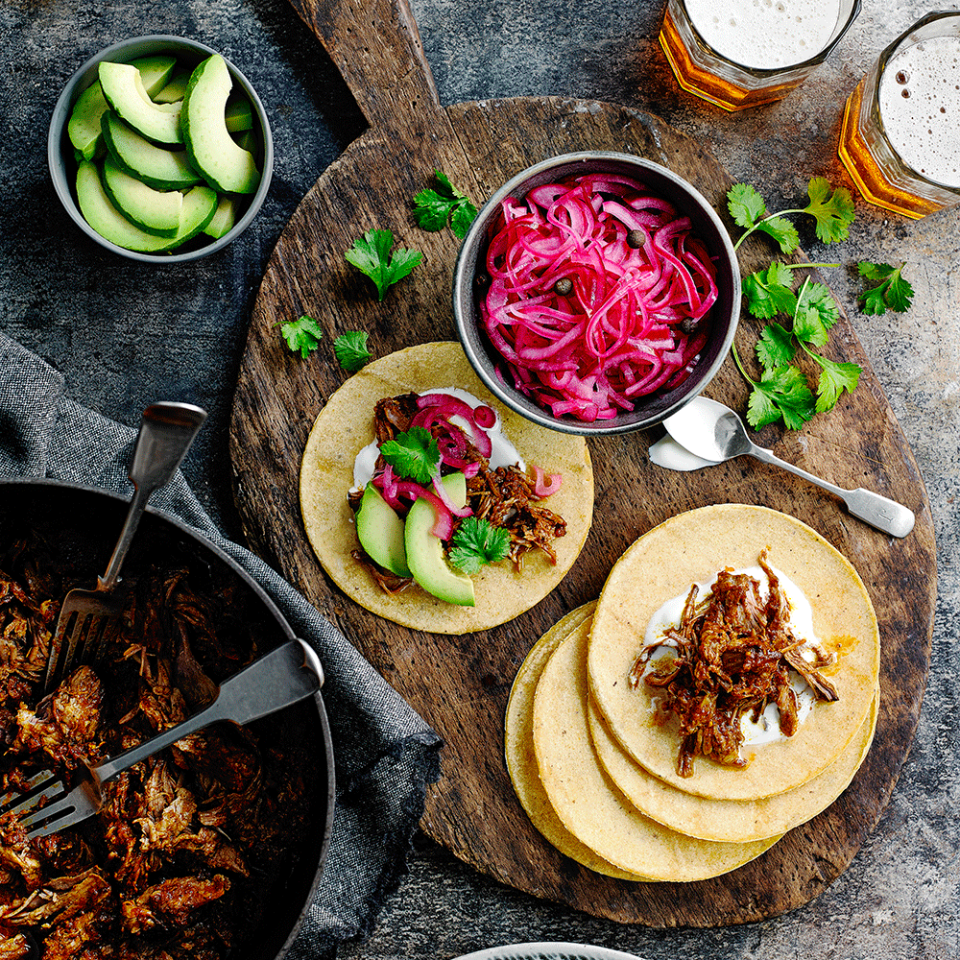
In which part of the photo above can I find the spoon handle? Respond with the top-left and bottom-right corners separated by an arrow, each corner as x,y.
749,446 -> 916,538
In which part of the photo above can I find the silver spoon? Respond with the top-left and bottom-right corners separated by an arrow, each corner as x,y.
662,396 -> 916,538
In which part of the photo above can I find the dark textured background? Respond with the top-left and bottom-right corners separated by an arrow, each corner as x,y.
2,0 -> 958,958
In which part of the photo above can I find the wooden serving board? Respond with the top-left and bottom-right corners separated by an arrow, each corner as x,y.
228,0 -> 937,927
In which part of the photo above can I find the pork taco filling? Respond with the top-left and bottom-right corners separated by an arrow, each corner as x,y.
631,550 -> 839,777
349,388 -> 567,606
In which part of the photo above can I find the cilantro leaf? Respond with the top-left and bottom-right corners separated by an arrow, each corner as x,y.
727,183 -> 767,229
378,427 -> 440,484
333,331 -> 372,372
413,170 -> 478,240
345,229 -> 422,301
755,322 -> 796,371
746,365 -> 817,430
447,517 -> 511,575
811,354 -> 861,413
793,281 -> 840,347
756,216 -> 800,254
857,261 -> 915,315
742,262 -> 798,319
803,177 -> 856,243
278,314 -> 323,359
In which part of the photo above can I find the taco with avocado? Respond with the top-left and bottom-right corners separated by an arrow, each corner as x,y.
299,342 -> 594,633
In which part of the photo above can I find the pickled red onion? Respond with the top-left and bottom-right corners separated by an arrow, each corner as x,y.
479,173 -> 717,422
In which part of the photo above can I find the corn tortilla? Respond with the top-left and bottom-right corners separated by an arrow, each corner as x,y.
588,683 -> 878,842
531,613 -> 782,882
587,504 -> 880,801
504,603 -> 650,881
299,342 -> 593,633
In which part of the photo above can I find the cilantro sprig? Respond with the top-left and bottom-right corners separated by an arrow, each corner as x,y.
448,517 -> 511,574
345,229 -> 422,301
379,427 -> 440,485
278,314 -> 323,359
735,274 -> 860,429
729,177 -> 855,253
857,261 -> 915,315
413,171 -> 478,240
333,331 -> 372,372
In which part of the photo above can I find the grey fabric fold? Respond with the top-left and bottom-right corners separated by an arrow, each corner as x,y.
0,330 -> 442,954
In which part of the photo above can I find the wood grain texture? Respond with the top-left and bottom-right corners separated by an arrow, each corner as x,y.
228,0 -> 937,927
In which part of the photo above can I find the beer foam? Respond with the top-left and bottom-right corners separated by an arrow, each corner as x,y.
685,0 -> 842,70
878,37 -> 960,188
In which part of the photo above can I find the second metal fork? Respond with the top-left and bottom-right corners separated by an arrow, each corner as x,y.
43,402 -> 207,693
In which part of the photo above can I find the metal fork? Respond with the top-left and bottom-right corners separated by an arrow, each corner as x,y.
3,639 -> 323,838
43,402 -> 207,693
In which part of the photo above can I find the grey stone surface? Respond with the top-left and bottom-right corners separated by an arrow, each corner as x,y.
2,0 -> 958,958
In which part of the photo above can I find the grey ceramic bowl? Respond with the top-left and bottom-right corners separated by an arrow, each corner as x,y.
48,35 -> 273,263
452,151 -> 741,435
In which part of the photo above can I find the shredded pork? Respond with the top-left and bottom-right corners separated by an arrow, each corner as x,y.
0,525 -> 315,960
629,551 -> 838,777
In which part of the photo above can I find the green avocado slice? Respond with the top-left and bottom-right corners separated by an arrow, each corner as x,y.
99,61 -> 183,144
404,472 -> 475,606
356,483 -> 411,578
101,111 -> 201,190
182,54 -> 260,194
102,157 -> 183,236
76,160 -> 216,253
68,55 -> 178,160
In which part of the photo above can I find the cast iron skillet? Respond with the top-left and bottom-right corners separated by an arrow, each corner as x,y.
0,478 -> 334,960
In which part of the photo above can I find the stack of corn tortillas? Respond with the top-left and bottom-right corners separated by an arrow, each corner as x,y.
505,504 -> 880,881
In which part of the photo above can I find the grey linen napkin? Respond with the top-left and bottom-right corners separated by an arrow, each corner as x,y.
0,331 -> 442,954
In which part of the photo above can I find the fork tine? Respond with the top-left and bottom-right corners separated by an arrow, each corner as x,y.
22,780 -> 99,839
0,770 -> 62,818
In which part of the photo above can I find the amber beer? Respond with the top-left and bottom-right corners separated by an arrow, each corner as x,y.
659,0 -> 860,111
839,12 -> 960,219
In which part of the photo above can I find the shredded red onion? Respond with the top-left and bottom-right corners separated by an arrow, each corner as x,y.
530,464 -> 562,497
479,173 -> 717,422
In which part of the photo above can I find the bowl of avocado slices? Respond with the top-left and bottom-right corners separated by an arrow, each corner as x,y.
48,35 -> 273,262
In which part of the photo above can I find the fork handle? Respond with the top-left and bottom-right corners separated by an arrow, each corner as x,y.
101,403 -> 207,590
92,639 -> 323,786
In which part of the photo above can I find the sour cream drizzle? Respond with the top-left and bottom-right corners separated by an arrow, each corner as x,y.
351,388 -> 525,491
642,565 -> 827,747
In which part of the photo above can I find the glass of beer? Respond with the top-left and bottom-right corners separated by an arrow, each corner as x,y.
838,12 -> 960,219
659,0 -> 861,111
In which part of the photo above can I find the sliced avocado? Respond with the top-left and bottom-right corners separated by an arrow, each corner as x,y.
356,483 -> 411,578
203,195 -> 237,239
99,61 -> 183,144
102,156 -> 183,236
152,68 -> 191,104
68,55 -> 177,160
182,54 -> 259,194
101,110 -> 201,190
404,472 -> 475,606
76,160 -> 216,253
224,96 -> 254,133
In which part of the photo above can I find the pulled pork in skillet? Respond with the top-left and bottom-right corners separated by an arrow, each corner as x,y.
629,551 -> 838,777
350,393 -> 567,593
0,525 -> 315,960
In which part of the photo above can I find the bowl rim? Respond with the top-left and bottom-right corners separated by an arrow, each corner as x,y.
452,150 -> 741,436
0,476 -> 334,957
47,34 -> 274,264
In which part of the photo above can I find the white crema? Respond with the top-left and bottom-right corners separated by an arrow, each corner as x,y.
878,36 -> 960,188
684,0 -> 842,70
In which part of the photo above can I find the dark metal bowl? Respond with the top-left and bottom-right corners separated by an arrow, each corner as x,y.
0,478 -> 333,960
452,151 -> 741,435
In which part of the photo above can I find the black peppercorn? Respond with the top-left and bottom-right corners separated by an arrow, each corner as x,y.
554,277 -> 573,296
679,317 -> 699,335
474,273 -> 490,290
626,229 -> 644,249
